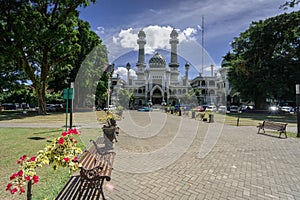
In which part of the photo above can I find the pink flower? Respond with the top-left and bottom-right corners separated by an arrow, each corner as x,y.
10,173 -> 18,180
6,183 -> 12,191
10,188 -> 17,194
17,170 -> 23,177
64,157 -> 70,162
32,175 -> 39,184
17,155 -> 27,164
57,137 -> 65,145
25,176 -> 31,181
29,156 -> 36,162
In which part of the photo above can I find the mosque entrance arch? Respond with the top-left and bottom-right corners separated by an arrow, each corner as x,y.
150,85 -> 163,105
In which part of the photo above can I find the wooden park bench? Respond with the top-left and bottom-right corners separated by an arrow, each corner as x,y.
56,136 -> 116,200
257,121 -> 288,138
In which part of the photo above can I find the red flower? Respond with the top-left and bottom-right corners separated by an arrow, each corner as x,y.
25,176 -> 31,181
10,173 -> 18,180
68,128 -> 79,135
61,131 -> 68,137
17,155 -> 27,164
10,188 -> 17,194
29,156 -> 36,162
6,183 -> 12,191
72,157 -> 78,162
17,170 -> 23,177
63,157 -> 70,162
32,175 -> 39,184
20,187 -> 25,194
57,137 -> 65,145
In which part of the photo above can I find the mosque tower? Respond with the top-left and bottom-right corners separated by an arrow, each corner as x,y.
136,30 -> 146,81
169,29 -> 180,80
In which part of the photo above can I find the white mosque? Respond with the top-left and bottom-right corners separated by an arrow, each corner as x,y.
110,29 -> 233,108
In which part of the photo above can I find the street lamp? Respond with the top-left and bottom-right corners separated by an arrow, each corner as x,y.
296,84 -> 300,137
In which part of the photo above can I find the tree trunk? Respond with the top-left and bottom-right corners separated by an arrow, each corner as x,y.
254,95 -> 266,110
35,82 -> 47,115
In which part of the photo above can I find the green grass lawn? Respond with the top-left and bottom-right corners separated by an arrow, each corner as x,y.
0,127 -> 84,200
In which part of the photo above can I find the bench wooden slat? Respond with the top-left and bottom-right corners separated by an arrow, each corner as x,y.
55,175 -> 101,200
56,137 -> 116,200
257,120 -> 288,138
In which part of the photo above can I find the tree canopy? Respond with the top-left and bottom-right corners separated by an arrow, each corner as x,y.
227,11 -> 300,109
0,0 -> 102,114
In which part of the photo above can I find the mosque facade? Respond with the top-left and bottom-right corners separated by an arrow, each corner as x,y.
111,29 -> 232,108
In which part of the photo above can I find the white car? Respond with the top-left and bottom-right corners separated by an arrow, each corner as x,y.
206,105 -> 217,112
281,106 -> 294,113
217,106 -> 227,113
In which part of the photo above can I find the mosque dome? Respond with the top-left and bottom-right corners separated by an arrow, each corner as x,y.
149,52 -> 166,68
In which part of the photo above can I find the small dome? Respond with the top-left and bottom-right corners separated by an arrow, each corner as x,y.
170,29 -> 178,38
138,30 -> 146,38
149,52 -> 166,68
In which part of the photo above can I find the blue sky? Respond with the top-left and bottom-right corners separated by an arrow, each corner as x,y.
78,0 -> 299,78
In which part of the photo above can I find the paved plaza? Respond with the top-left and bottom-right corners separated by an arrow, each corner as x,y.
106,111 -> 300,200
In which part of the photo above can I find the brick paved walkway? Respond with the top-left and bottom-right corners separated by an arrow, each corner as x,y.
104,111 -> 300,200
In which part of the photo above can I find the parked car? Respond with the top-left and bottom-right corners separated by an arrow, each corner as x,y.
280,106 -> 294,113
46,104 -> 57,112
206,105 -> 217,112
138,106 -> 151,112
269,105 -> 279,113
96,105 -> 103,111
217,106 -> 227,113
229,105 -> 239,112
193,106 -> 205,112
2,103 -> 17,110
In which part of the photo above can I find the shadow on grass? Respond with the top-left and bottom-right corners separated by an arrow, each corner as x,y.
228,112 -> 296,124
33,129 -> 62,134
0,110 -> 64,121
28,136 -> 46,140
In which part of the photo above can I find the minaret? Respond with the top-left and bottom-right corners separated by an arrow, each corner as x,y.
169,29 -> 179,69
136,30 -> 146,81
126,62 -> 131,85
185,62 -> 190,86
137,30 -> 146,68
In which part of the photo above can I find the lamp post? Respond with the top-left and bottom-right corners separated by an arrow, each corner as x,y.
296,84 -> 300,137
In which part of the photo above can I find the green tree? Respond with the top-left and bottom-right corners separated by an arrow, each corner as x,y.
0,0 -> 97,114
118,88 -> 135,109
281,0 -> 300,9
227,11 -> 300,109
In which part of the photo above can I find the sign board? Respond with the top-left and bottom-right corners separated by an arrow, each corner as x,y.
63,88 -> 74,100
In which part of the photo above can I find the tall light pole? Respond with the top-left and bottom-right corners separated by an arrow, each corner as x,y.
296,84 -> 300,137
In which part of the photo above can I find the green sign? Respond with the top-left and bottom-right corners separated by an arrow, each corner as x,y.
63,88 -> 74,100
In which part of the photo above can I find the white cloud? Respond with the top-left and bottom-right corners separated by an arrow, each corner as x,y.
95,26 -> 105,35
113,67 -> 137,80
111,25 -> 199,55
